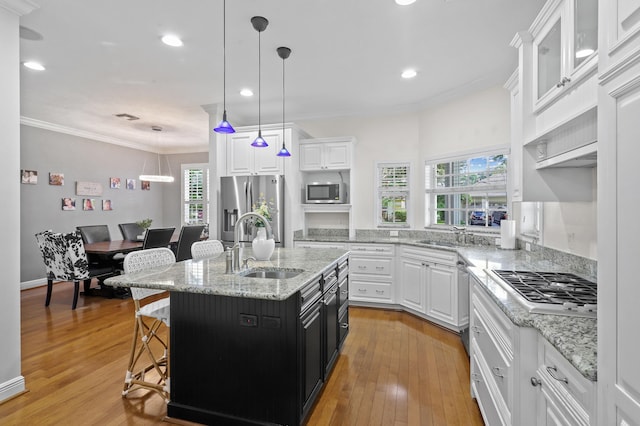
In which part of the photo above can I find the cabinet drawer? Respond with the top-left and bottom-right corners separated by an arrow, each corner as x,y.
537,336 -> 595,424
294,241 -> 348,250
350,257 -> 393,276
400,246 -> 457,266
472,306 -> 511,407
349,281 -> 393,302
349,243 -> 394,256
472,353 -> 508,426
472,286 -> 514,359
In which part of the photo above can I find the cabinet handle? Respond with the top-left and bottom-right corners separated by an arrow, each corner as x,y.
375,248 -> 384,251
530,377 -> 542,387
340,323 -> 349,329
375,289 -> 384,294
471,373 -> 481,383
375,266 -> 384,270
471,325 -> 482,334
545,366 -> 569,384
358,265 -> 366,269
330,288 -> 338,295
358,288 -> 367,292
421,262 -> 430,267
341,290 -> 348,295
555,76 -> 571,88
491,367 -> 504,379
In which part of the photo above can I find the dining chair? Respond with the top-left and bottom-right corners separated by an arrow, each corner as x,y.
191,239 -> 225,260
122,248 -> 176,402
142,227 -> 175,250
77,224 -> 125,269
174,225 -> 206,261
35,230 -> 115,309
118,222 -> 145,241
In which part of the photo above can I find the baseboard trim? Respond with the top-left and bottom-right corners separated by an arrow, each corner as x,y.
20,278 -> 47,291
0,376 -> 26,404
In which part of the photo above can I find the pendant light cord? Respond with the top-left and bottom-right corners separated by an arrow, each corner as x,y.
258,28 -> 261,133
282,53 -> 285,139
222,0 -> 226,110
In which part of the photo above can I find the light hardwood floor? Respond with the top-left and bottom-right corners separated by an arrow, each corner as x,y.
1,281 -> 483,425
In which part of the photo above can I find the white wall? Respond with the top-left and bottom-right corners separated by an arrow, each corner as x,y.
0,1 -> 28,403
300,86 -> 511,229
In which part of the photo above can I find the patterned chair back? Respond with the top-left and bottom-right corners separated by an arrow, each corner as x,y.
35,230 -> 90,281
123,248 -> 176,301
191,240 -> 224,260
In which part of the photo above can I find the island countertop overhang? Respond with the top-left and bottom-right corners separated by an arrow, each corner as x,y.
104,247 -> 350,301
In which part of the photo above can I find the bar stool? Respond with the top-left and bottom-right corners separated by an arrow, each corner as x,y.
191,239 -> 224,260
122,248 -> 175,402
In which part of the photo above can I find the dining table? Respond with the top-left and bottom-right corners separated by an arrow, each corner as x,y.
83,233 -> 181,255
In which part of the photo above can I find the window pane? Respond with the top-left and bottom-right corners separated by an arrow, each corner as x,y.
184,203 -> 204,224
380,195 -> 407,224
184,169 -> 204,202
380,166 -> 408,188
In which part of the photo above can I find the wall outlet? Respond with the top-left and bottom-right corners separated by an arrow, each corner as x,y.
390,230 -> 399,237
525,242 -> 531,251
495,237 -> 501,246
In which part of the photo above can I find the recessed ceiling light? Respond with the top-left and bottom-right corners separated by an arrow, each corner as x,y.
401,69 -> 417,79
23,61 -> 45,71
240,88 -> 254,97
395,0 -> 416,5
161,34 -> 183,47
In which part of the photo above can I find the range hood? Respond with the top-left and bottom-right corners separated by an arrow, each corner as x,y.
526,107 -> 597,169
535,142 -> 597,169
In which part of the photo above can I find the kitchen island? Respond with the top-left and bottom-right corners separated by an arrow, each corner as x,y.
105,247 -> 350,426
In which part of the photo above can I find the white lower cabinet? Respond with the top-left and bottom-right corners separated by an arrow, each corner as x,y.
348,243 -> 395,305
399,246 -> 464,330
470,274 -> 537,426
532,336 -> 596,426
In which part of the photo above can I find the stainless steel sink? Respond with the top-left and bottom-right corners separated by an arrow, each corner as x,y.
240,268 -> 304,279
417,240 -> 455,247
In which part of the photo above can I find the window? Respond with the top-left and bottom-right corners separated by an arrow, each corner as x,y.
425,150 -> 508,228
377,163 -> 409,227
181,164 -> 209,225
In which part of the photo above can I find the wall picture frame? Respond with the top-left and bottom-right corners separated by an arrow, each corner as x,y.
21,169 -> 38,184
83,198 -> 96,211
102,199 -> 113,211
49,172 -> 64,186
141,180 -> 151,190
110,177 -> 121,189
62,198 -> 76,211
126,179 -> 136,190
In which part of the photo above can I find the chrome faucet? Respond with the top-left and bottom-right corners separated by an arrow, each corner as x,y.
452,226 -> 467,244
232,212 -> 273,272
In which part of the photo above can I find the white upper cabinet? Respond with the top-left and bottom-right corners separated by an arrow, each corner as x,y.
226,129 -> 284,176
299,137 -> 353,171
532,0 -> 598,111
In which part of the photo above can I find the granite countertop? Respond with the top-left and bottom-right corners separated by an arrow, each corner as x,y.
295,235 -> 598,381
104,248 -> 349,301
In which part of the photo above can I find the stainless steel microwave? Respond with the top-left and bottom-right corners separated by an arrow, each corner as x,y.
305,182 -> 346,204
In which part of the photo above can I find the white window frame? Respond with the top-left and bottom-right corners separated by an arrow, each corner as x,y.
181,163 -> 209,226
376,162 -> 410,228
425,146 -> 509,231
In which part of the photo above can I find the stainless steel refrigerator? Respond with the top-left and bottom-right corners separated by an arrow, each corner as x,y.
219,175 -> 285,247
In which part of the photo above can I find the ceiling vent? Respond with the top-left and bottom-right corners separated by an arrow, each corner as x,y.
115,113 -> 140,121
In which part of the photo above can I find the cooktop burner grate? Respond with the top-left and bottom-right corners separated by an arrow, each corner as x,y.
491,270 -> 597,306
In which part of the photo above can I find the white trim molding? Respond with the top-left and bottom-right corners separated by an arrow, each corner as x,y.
0,375 -> 26,403
20,277 -> 46,291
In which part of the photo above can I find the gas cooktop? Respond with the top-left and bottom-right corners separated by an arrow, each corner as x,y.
488,270 -> 597,317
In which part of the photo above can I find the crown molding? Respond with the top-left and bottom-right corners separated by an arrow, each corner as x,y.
20,116 -> 157,153
0,0 -> 38,16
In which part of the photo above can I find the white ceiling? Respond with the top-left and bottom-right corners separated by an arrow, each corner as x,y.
19,0 -> 544,153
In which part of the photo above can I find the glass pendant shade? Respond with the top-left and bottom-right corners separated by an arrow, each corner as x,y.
214,110 -> 235,133
251,130 -> 268,148
277,144 -> 291,157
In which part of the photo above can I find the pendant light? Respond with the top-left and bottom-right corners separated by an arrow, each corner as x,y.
276,46 -> 292,157
139,126 -> 175,183
213,0 -> 235,134
251,16 -> 269,148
